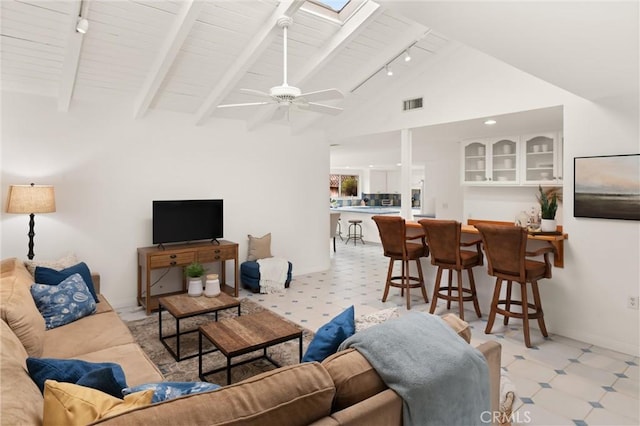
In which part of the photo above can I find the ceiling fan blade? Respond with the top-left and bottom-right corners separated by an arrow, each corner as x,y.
217,101 -> 273,109
297,102 -> 343,115
297,88 -> 344,102
239,88 -> 273,99
271,105 -> 288,121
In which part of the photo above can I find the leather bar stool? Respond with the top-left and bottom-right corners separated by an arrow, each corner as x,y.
418,219 -> 483,321
372,215 -> 429,310
345,219 -> 365,246
475,223 -> 554,348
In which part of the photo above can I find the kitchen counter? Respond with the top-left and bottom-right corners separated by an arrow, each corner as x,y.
331,206 -> 400,215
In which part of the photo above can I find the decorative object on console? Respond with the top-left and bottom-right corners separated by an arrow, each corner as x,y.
204,274 -> 220,297
574,154 -> 640,221
6,183 -> 56,260
537,185 -> 558,232
185,262 -> 205,297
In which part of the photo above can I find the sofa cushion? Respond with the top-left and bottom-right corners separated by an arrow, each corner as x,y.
93,362 -> 336,426
303,306 -> 355,363
0,320 -> 44,425
42,380 -> 154,426
24,253 -> 79,276
329,388 -> 402,426
0,275 -> 46,357
74,343 -> 164,387
122,382 -> 220,403
35,261 -> 99,303
322,348 -> 387,411
26,357 -> 127,396
31,273 -> 97,329
42,310 -> 135,358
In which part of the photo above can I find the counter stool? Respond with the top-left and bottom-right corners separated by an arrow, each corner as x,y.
345,219 -> 365,245
475,223 -> 554,348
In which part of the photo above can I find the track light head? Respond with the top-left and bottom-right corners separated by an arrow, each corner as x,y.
404,49 -> 412,62
76,17 -> 89,34
385,65 -> 393,76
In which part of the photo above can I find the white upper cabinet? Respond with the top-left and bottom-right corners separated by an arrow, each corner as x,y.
490,137 -> 519,184
462,139 -> 491,184
521,133 -> 563,185
461,132 -> 562,186
461,137 -> 519,185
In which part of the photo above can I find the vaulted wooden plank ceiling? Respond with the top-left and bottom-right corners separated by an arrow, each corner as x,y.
0,0 -> 447,128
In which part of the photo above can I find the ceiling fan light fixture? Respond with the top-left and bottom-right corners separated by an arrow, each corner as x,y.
76,17 -> 89,34
404,49 -> 412,62
385,65 -> 393,76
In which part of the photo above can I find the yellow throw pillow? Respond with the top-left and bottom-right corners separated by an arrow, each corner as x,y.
43,380 -> 153,426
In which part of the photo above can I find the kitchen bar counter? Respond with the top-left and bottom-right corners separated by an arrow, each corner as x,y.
407,218 -> 568,268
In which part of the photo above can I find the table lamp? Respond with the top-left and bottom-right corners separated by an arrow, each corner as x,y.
6,183 -> 56,260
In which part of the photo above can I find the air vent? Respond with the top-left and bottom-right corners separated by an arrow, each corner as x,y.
403,98 -> 423,111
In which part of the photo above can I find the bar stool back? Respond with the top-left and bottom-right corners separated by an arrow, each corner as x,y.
475,223 -> 553,348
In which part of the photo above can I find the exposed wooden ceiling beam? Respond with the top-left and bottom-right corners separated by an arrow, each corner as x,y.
133,0 -> 204,119
194,0 -> 304,126
57,0 -> 85,112
247,0 -> 383,130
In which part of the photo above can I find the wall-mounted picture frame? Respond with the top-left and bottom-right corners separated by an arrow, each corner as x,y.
574,154 -> 640,221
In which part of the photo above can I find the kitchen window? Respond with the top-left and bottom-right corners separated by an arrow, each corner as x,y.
330,174 -> 359,197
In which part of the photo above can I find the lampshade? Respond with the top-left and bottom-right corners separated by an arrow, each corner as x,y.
6,184 -> 56,214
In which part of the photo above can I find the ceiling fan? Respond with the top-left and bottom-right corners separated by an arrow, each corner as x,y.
217,16 -> 344,119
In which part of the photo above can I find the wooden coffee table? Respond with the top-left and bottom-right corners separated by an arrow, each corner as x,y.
158,292 -> 240,361
198,310 -> 303,385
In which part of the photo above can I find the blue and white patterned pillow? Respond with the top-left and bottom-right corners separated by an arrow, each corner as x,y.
30,273 -> 96,329
122,382 -> 220,403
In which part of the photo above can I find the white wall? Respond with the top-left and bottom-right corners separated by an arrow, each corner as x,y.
1,93 -> 330,308
330,45 -> 640,356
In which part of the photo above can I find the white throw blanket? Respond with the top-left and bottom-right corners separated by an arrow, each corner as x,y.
257,257 -> 289,294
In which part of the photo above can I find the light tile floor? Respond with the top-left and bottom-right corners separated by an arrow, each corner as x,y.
119,241 -> 639,425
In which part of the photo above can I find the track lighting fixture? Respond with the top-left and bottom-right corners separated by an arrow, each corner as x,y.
76,17 -> 89,34
404,48 -> 412,62
385,65 -> 393,76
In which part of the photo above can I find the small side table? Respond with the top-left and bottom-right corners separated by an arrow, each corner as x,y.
158,292 -> 240,361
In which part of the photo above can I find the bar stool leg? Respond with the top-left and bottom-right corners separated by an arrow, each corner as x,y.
485,278 -> 502,335
504,281 -> 513,325
430,267 -> 443,314
456,269 -> 465,321
468,268 -> 482,318
531,281 -> 548,337
521,282 -> 531,348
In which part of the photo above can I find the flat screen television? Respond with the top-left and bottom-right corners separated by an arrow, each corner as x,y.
152,199 -> 223,245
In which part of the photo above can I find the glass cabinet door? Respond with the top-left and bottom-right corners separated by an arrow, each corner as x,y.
490,137 -> 519,184
523,134 -> 556,184
462,140 -> 489,184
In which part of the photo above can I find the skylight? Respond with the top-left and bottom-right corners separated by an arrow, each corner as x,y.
310,0 -> 351,13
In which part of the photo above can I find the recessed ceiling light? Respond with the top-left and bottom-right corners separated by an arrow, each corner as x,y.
396,163 -> 402,166
369,165 -> 374,168
484,119 -> 497,125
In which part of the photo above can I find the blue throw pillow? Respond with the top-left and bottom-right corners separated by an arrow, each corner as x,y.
35,262 -> 99,303
122,382 -> 220,403
302,305 -> 355,363
26,357 -> 127,395
30,273 -> 96,329
76,367 -> 125,399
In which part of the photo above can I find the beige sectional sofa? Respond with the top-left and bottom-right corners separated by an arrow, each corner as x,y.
1,257 -> 502,425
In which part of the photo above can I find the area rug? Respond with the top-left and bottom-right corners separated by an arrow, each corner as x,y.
125,298 -> 314,385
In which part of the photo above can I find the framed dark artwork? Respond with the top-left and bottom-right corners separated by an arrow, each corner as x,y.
574,154 -> 640,221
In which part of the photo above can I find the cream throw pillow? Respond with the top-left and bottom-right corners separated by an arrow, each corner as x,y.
43,380 -> 154,426
24,253 -> 79,276
247,233 -> 272,261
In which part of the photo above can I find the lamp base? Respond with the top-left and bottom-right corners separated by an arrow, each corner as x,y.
27,213 -> 35,260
